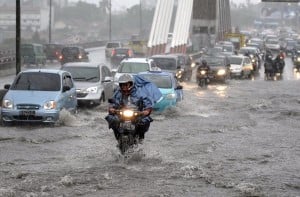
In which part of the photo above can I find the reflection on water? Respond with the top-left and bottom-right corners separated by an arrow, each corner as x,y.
214,85 -> 228,98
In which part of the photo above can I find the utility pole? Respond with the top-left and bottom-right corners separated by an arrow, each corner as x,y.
49,0 -> 52,43
16,0 -> 21,75
139,0 -> 142,36
109,0 -> 111,41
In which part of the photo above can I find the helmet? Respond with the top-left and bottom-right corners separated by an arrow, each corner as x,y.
118,74 -> 134,95
201,60 -> 207,66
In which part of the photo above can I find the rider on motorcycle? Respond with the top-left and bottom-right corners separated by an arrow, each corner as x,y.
197,59 -> 210,73
105,74 -> 154,144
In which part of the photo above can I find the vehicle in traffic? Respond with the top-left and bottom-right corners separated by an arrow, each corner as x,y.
139,71 -> 183,112
105,41 -> 123,58
150,53 -> 193,82
1,69 -> 77,125
200,55 -> 231,83
21,43 -> 47,66
110,47 -> 134,67
228,55 -> 253,78
43,43 -> 65,62
59,46 -> 89,65
112,58 -> 160,87
61,62 -> 114,107
239,46 -> 261,72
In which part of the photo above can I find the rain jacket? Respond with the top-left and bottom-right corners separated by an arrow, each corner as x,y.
111,74 -> 162,110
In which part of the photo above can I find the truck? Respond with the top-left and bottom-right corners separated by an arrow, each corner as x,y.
127,34 -> 147,57
224,33 -> 246,50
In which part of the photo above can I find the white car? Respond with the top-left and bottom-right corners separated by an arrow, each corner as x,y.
61,62 -> 114,106
112,58 -> 161,88
229,55 -> 253,78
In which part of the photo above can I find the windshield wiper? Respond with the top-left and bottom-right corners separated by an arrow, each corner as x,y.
86,76 -> 98,81
73,77 -> 86,81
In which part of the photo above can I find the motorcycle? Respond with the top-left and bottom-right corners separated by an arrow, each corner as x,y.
264,54 -> 284,80
293,52 -> 300,72
115,107 -> 142,155
197,68 -> 209,88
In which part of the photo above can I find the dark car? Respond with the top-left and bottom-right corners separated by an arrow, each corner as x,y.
200,55 -> 231,83
150,53 -> 193,82
110,47 -> 134,67
59,46 -> 89,65
21,43 -> 47,66
44,43 -> 64,62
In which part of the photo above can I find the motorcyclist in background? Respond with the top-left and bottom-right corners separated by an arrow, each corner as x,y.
274,50 -> 285,74
105,74 -> 154,144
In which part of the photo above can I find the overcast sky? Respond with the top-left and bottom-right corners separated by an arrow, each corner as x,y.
70,0 -> 261,10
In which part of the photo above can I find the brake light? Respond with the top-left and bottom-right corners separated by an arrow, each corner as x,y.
111,49 -> 116,56
128,49 -> 133,57
59,55 -> 63,60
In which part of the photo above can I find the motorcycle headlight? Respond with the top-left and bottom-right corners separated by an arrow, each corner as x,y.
251,59 -> 255,63
44,100 -> 57,110
166,93 -> 176,99
86,86 -> 98,93
122,109 -> 134,118
297,57 -> 300,61
2,99 -> 13,109
217,69 -> 226,76
200,70 -> 206,75
191,62 -> 196,68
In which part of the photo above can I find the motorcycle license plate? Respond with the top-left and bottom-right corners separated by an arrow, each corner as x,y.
121,121 -> 135,130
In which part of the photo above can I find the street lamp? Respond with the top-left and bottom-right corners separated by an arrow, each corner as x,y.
49,0 -> 52,43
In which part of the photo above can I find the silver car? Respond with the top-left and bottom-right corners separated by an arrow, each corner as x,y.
61,62 -> 114,107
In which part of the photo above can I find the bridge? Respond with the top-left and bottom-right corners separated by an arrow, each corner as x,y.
147,0 -> 231,56
0,0 -> 231,75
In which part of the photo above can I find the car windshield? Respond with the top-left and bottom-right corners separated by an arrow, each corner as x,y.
223,45 -> 233,52
141,74 -> 172,89
62,67 -> 100,82
202,56 -> 224,67
229,57 -> 243,65
62,47 -> 79,55
107,43 -> 120,48
266,39 -> 279,44
115,48 -> 129,55
151,58 -> 176,70
11,72 -> 61,91
239,48 -> 256,54
119,62 -> 149,73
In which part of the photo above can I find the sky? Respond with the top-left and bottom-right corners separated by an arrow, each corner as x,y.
70,0 -> 261,10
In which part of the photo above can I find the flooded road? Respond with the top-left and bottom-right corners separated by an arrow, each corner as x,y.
0,50 -> 299,196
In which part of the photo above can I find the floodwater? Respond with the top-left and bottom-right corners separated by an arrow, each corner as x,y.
0,53 -> 299,197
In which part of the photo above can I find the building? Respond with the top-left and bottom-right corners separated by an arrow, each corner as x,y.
191,0 -> 231,50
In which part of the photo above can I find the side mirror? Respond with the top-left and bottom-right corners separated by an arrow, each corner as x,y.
102,76 -> 113,82
62,85 -> 71,92
176,85 -> 183,90
4,84 -> 11,90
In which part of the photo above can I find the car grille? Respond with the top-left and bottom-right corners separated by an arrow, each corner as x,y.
13,115 -> 43,121
17,104 -> 40,110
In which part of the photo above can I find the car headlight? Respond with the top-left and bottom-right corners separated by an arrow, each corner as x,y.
251,59 -> 255,63
191,62 -> 196,68
166,93 -> 176,99
297,57 -> 300,61
44,100 -> 57,110
86,86 -> 98,93
2,99 -> 13,109
217,69 -> 226,76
